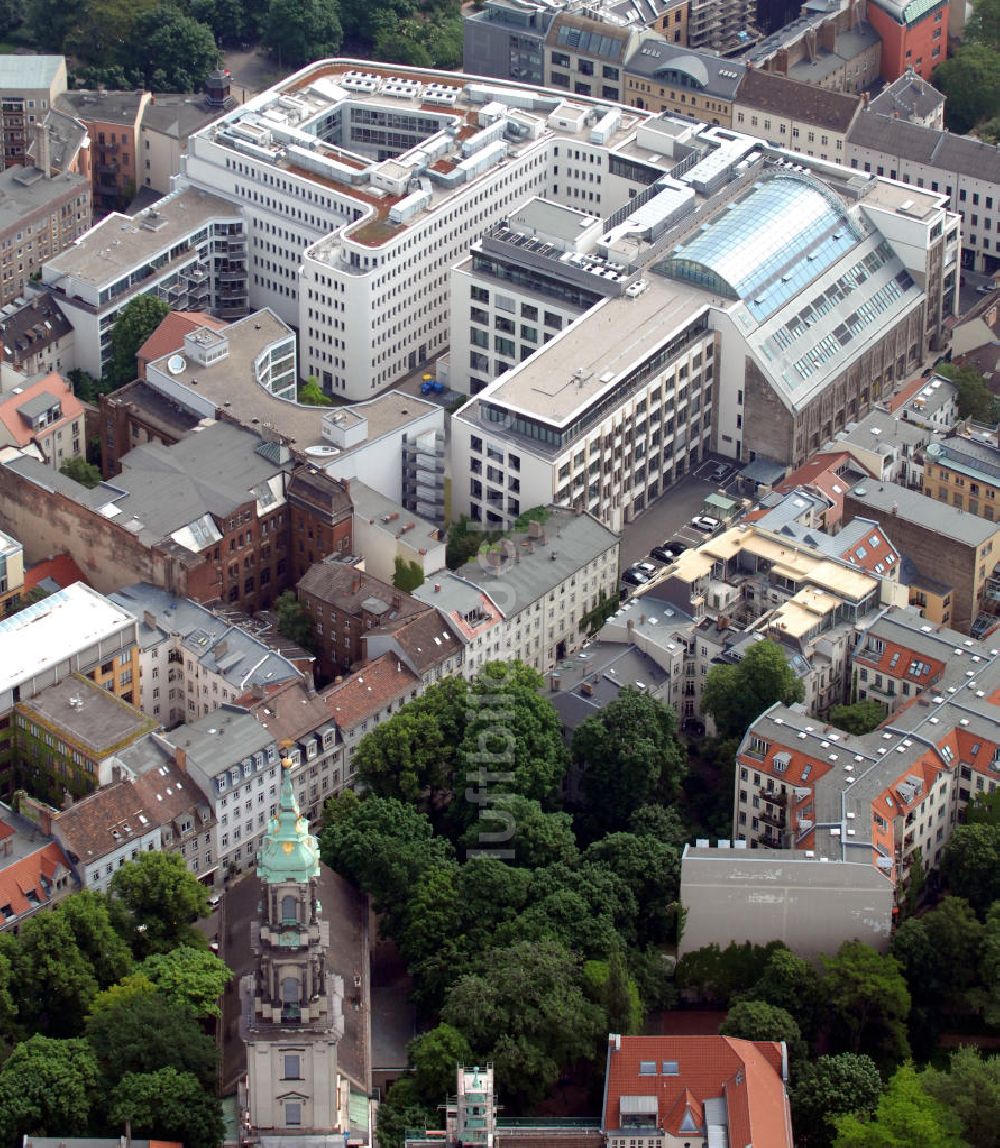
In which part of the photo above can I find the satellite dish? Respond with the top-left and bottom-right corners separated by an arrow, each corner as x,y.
167,354 -> 186,376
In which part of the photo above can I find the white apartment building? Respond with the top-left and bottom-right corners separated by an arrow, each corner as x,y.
40,185 -> 247,376
108,583 -> 301,727
177,61 -> 694,399
847,110 -> 1000,273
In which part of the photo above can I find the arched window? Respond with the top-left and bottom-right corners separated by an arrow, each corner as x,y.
281,894 -> 297,922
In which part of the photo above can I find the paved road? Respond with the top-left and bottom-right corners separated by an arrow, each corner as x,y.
222,48 -> 291,103
620,459 -> 741,568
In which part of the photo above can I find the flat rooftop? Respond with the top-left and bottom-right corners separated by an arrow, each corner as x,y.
0,54 -> 64,90
0,582 -> 134,695
0,167 -> 87,232
19,675 -> 155,754
479,275 -> 709,427
56,89 -> 146,126
846,480 -> 1000,546
43,186 -> 240,291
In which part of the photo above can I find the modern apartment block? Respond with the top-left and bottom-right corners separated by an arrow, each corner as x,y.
40,185 -> 248,376
0,55 -> 68,169
847,111 -> 1000,274
734,605 -> 1000,902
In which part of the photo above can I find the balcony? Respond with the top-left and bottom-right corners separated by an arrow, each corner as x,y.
759,804 -> 786,829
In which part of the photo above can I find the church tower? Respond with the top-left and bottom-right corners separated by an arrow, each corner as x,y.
240,755 -> 347,1140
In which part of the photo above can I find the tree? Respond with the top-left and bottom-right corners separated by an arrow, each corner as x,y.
60,455 -> 102,488
628,802 -> 688,849
109,851 -> 210,954
88,973 -> 157,1019
743,947 -> 823,1040
106,296 -> 170,391
138,946 -> 232,1018
791,1054 -> 882,1148
446,516 -> 497,570
921,1047 -> 1000,1148
393,556 -> 425,592
461,794 -> 578,869
132,5 -> 219,92
979,903 -> 1000,1027
968,0 -> 1000,48
702,639 -> 805,740
108,1068 -> 224,1148
86,992 -> 218,1088
274,590 -> 317,655
966,788 -> 1000,826
320,796 -> 453,934
0,1035 -> 99,1143
572,688 -> 687,836
441,939 -> 606,1106
374,1078 -> 437,1148
675,941 -> 786,1007
8,911 -> 100,1036
264,0 -> 342,67
828,699 -> 885,736
941,823 -> 1000,915
408,1024 -> 472,1107
934,43 -> 1000,136
821,942 -> 910,1073
373,22 -> 434,67
298,377 -> 332,406
936,362 -> 1000,424
58,891 -> 134,988
584,949 -> 643,1035
891,897 -> 983,1055
582,831 -> 680,945
832,1063 -> 964,1147
720,1000 -> 806,1064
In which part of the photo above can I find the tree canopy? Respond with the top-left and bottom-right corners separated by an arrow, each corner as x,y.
791,1054 -> 883,1148
106,297 -> 170,391
137,946 -> 232,1018
108,1067 -> 225,1148
828,699 -> 886,736
701,639 -> 804,740
941,823 -> 1000,916
263,0 -> 342,66
109,849 -> 210,953
832,1063 -> 964,1147
0,1035 -> 99,1143
936,363 -> 1000,425
59,455 -> 102,489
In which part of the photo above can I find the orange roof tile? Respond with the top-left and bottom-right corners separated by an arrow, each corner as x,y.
0,371 -> 83,449
22,554 -> 89,593
0,841 -> 72,924
603,1035 -> 792,1148
322,653 -> 419,731
886,375 -> 928,413
836,525 -> 899,574
854,638 -> 945,685
137,312 -> 226,378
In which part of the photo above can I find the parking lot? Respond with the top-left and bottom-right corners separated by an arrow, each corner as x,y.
619,458 -> 741,570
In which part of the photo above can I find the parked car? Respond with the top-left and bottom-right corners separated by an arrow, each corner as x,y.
691,514 -> 721,532
710,463 -> 729,483
977,284 -> 997,295
622,569 -> 649,587
650,545 -> 676,563
632,561 -> 658,575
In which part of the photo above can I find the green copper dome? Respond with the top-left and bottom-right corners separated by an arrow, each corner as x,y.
257,759 -> 321,884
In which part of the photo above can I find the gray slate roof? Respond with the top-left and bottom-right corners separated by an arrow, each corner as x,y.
848,111 -> 1000,184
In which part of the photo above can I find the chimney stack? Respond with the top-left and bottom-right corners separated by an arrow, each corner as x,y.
34,120 -> 51,177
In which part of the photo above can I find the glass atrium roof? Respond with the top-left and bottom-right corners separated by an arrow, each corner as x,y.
659,175 -> 862,322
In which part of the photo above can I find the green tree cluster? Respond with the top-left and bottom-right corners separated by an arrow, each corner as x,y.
59,456 -> 102,489
275,590 -> 317,654
701,639 -> 805,740
321,661 -> 692,1103
934,0 -> 1000,138
393,556 -> 425,592
936,362 -> 1000,425
0,854 -> 226,1148
106,297 -> 170,392
828,699 -> 886,736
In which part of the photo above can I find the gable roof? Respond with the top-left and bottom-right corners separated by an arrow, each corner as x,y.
848,112 -> 1000,184
0,371 -> 82,448
0,840 -> 72,926
736,68 -> 861,133
137,311 -> 226,377
322,653 -> 419,731
602,1035 -> 792,1148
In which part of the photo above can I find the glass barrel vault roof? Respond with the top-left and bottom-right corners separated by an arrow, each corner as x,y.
659,175 -> 862,321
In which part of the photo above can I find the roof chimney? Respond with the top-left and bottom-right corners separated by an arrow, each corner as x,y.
33,120 -> 51,177
434,582 -> 441,593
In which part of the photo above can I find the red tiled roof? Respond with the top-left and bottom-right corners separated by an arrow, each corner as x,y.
776,451 -> 871,517
137,312 -> 226,378
22,554 -> 89,593
322,653 -> 419,730
0,371 -> 84,449
0,820 -> 13,843
0,841 -> 72,924
836,525 -> 900,574
602,1035 -> 792,1148
854,639 -> 945,686
886,376 -> 928,413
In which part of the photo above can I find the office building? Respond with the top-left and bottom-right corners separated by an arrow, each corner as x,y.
40,185 -> 247,376
0,55 -> 67,169
451,121 -> 957,531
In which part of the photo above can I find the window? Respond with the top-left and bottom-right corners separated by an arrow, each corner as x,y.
284,1054 -> 301,1079
285,1103 -> 302,1127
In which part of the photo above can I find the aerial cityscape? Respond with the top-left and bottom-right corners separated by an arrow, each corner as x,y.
0,0 -> 997,1142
